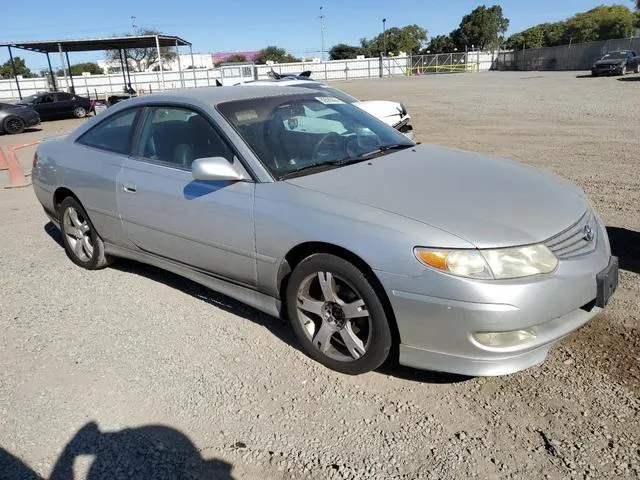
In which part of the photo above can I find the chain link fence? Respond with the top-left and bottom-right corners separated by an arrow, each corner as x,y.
495,37 -> 640,71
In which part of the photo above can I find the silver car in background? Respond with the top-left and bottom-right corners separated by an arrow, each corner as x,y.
32,86 -> 618,376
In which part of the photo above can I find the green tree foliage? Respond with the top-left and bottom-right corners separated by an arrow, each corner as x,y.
105,28 -> 177,72
0,57 -> 36,79
329,43 -> 362,60
254,46 -> 300,64
360,24 -> 428,56
451,5 -> 509,50
223,54 -> 248,63
422,34 -> 457,54
56,62 -> 103,76
506,5 -> 637,49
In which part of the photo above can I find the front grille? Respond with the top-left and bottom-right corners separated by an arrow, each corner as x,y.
544,210 -> 597,259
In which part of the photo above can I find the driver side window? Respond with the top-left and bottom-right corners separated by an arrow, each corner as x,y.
135,107 -> 233,170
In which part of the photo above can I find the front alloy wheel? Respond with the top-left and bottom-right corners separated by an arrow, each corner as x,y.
74,106 -> 87,118
286,254 -> 392,374
59,197 -> 112,269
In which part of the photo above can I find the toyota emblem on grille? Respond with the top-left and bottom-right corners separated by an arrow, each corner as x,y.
582,225 -> 594,242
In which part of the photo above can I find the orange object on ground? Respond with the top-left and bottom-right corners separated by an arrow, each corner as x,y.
0,147 -> 7,171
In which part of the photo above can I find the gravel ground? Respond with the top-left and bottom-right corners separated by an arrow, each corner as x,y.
0,71 -> 639,479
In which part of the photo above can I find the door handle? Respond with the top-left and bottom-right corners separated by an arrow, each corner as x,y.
122,183 -> 137,193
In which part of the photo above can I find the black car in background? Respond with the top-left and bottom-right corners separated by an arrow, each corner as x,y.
0,102 -> 40,134
19,92 -> 93,120
592,50 -> 640,76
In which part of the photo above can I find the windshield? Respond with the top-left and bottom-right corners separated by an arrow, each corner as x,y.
600,52 -> 627,60
293,84 -> 359,104
218,94 -> 414,180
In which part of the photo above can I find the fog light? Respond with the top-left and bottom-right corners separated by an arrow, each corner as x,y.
473,329 -> 537,348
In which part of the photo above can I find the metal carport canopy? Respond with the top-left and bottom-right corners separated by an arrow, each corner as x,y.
3,35 -> 190,52
1,35 -> 194,99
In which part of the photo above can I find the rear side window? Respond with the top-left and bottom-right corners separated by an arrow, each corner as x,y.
77,109 -> 140,154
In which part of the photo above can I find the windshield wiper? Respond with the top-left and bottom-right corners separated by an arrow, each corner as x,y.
356,143 -> 413,159
278,161 -> 343,180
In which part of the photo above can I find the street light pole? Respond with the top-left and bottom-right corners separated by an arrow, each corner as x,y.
319,6 -> 326,61
382,18 -> 387,56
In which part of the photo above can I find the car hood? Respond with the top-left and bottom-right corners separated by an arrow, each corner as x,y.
285,144 -> 589,248
595,59 -> 624,66
353,100 -> 406,125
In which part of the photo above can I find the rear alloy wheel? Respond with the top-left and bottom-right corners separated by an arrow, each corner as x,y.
59,197 -> 112,269
286,253 -> 392,375
73,106 -> 87,118
3,116 -> 25,134
636,64 -> 640,74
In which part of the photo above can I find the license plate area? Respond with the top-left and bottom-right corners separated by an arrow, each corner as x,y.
596,256 -> 619,308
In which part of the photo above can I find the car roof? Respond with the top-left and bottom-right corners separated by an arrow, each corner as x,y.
123,85 -> 317,107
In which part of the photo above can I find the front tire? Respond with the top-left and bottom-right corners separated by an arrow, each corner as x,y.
59,197 -> 112,269
620,65 -> 627,76
286,253 -> 392,375
73,106 -> 87,118
3,116 -> 25,134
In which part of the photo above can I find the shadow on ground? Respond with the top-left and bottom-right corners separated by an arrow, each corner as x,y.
607,226 -> 640,274
44,221 -> 472,385
1,422 -> 235,480
0,127 -> 42,137
617,76 -> 640,82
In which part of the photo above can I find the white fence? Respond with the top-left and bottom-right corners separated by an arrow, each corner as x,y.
0,52 -> 497,101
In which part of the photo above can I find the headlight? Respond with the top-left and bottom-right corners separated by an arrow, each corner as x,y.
414,244 -> 558,280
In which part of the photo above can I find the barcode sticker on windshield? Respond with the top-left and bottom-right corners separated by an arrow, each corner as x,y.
236,110 -> 258,122
315,96 -> 344,105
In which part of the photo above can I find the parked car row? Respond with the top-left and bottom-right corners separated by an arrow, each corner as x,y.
0,91 -> 94,135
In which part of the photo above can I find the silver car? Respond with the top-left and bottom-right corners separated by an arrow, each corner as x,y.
32,86 -> 618,376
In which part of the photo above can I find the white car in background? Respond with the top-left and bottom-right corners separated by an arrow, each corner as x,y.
238,77 -> 414,140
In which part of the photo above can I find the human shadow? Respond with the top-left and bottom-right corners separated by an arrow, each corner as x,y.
1,422 -> 235,480
607,226 -> 640,274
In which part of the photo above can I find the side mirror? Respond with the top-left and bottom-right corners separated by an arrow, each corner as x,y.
191,157 -> 249,182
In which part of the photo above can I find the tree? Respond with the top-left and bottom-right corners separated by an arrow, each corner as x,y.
422,35 -> 457,54
453,5 -> 509,50
361,24 -> 428,56
222,54 -> 248,64
56,62 -> 103,76
105,28 -> 177,72
329,43 -> 362,60
0,57 -> 36,79
506,5 -> 637,49
253,46 -> 299,64
563,5 -> 636,43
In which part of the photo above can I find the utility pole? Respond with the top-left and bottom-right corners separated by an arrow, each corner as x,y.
319,6 -> 326,61
382,18 -> 387,56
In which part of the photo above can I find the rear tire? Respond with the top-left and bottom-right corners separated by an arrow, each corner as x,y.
3,116 -> 25,134
635,64 -> 640,74
73,106 -> 87,118
286,253 -> 392,375
58,197 -> 112,270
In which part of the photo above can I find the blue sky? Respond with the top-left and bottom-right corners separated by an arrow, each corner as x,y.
1,0 -> 631,70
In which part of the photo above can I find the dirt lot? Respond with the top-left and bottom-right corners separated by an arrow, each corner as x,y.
1,71 -> 639,479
